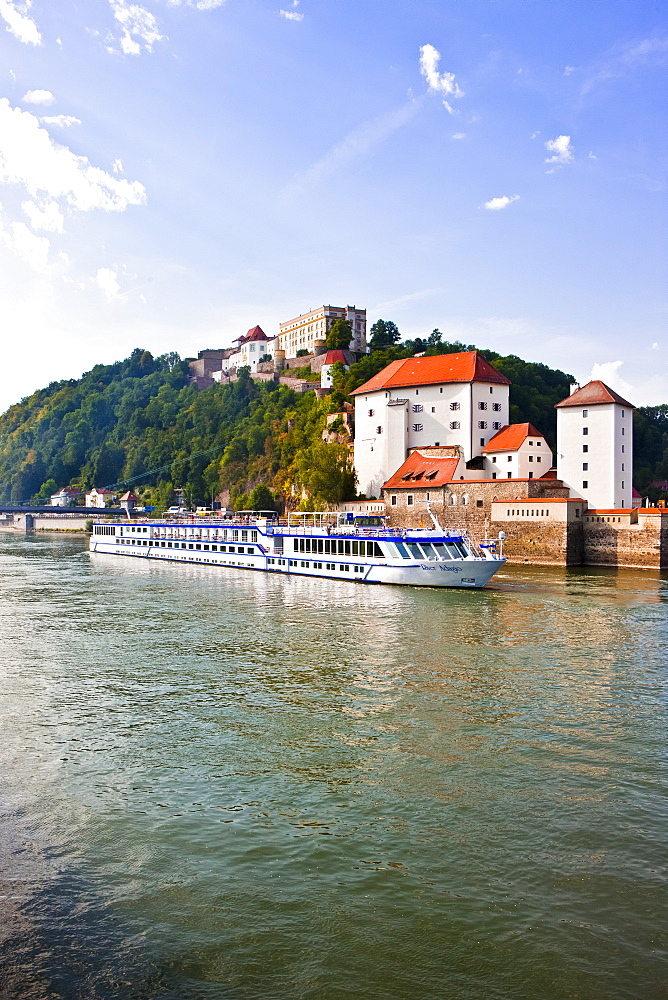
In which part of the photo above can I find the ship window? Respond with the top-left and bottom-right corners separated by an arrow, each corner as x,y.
393,541 -> 410,559
352,541 -> 358,555
432,542 -> 448,559
305,539 -> 311,552
294,539 -> 299,550
203,544 -> 209,550
233,530 -> 239,541
324,539 -> 331,554
247,547 -> 253,554
220,545 -> 226,551
211,545 -> 217,551
251,531 -> 258,542
338,540 -> 344,554
408,543 -> 425,559
373,543 -> 383,558
241,530 -> 248,541
344,540 -> 351,555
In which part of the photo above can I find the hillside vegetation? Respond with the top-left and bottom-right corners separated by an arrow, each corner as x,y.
0,339 -> 665,508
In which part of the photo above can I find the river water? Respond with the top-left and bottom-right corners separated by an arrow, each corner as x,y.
0,532 -> 665,1000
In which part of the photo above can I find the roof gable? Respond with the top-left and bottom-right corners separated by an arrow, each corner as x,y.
383,451 -> 460,489
555,380 -> 634,408
482,423 -> 546,453
352,351 -> 510,395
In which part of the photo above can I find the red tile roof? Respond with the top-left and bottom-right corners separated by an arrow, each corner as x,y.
234,325 -> 270,345
351,351 -> 510,395
482,423 -> 545,453
323,350 -> 348,365
555,380 -> 634,408
383,451 -> 460,489
119,491 -> 139,501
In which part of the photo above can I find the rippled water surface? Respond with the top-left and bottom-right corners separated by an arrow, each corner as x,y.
0,531 -> 666,999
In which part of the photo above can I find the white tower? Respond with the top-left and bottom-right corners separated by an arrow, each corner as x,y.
555,380 -> 634,509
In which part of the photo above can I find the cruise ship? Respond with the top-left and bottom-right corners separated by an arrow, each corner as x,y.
89,511 -> 506,589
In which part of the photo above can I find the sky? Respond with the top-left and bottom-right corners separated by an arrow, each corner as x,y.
0,0 -> 666,413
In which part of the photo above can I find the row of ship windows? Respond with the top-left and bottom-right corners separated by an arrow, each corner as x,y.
293,537 -> 384,557
118,539 -> 256,553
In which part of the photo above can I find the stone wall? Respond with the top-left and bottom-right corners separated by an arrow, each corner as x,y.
582,510 -> 668,569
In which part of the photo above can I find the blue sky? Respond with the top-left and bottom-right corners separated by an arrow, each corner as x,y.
0,0 -> 665,412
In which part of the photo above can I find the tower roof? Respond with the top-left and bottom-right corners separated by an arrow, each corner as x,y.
555,380 -> 634,409
351,351 -> 510,395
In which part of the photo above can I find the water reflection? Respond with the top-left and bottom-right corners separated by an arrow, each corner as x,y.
0,532 -> 666,999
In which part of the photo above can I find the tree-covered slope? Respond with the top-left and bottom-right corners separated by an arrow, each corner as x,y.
1,342 -> 665,507
0,349 -> 353,507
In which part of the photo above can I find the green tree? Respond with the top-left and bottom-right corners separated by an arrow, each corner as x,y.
248,483 -> 277,512
294,440 -> 356,505
325,319 -> 353,350
369,319 -> 400,351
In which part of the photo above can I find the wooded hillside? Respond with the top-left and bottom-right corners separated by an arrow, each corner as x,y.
0,341 -> 665,507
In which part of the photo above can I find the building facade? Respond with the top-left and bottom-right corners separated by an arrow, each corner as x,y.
482,423 -> 553,480
278,305 -> 366,357
227,326 -> 277,372
351,351 -> 510,498
556,381 -> 634,510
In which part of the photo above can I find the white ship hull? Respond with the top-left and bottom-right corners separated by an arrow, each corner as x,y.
89,516 -> 505,589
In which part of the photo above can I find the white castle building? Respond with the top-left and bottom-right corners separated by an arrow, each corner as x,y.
555,380 -> 634,510
352,349 -> 635,510
352,351 -> 511,498
278,305 -> 366,357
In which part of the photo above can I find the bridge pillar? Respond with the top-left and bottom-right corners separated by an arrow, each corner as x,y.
25,514 -> 35,533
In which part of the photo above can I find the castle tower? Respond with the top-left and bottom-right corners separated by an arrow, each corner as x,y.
555,380 -> 634,509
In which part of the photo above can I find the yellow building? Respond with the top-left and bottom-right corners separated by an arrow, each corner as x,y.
278,305 -> 366,357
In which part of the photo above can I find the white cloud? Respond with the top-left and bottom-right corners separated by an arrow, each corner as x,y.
22,199 -> 64,232
96,267 -> 120,298
41,115 -> 82,128
419,44 -> 463,110
651,342 -> 660,350
0,98 -> 147,215
283,99 -> 420,199
451,132 -> 466,140
22,89 -> 54,105
590,360 -> 634,398
166,0 -> 227,8
0,218 -> 50,271
108,0 -> 164,55
112,158 -> 124,174
483,194 -> 520,211
0,0 -> 41,45
564,65 -> 575,76
530,130 -> 541,139
280,9 -> 303,20
588,150 -> 597,160
545,134 -> 574,167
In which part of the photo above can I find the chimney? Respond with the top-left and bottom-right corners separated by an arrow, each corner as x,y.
569,382 -> 580,395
